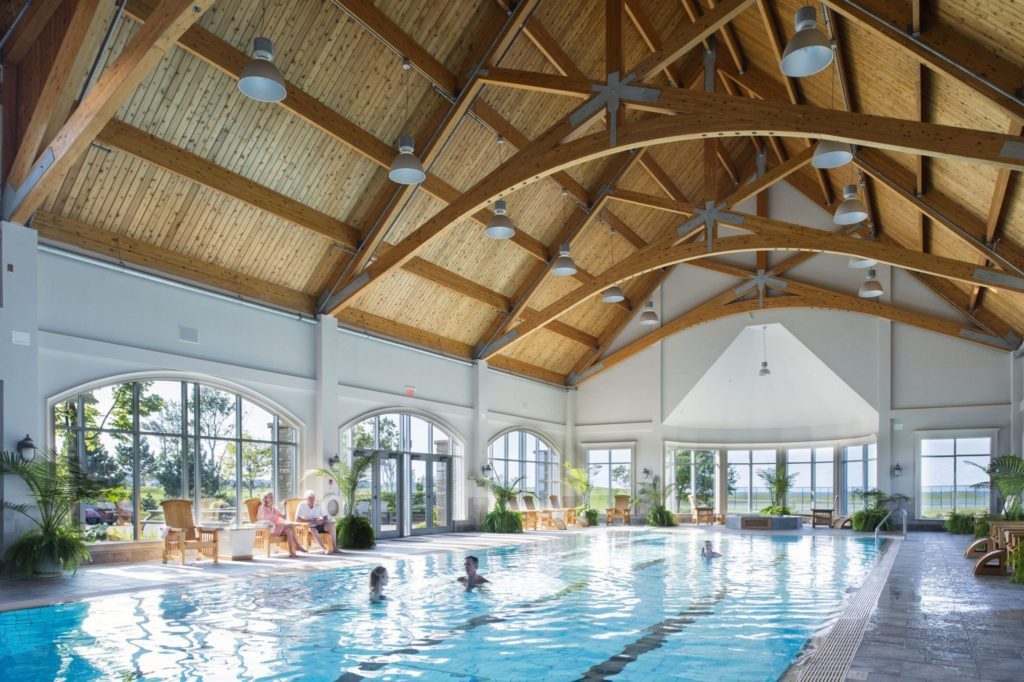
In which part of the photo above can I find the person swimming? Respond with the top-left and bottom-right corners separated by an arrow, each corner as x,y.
701,540 -> 721,559
369,565 -> 389,602
457,555 -> 489,588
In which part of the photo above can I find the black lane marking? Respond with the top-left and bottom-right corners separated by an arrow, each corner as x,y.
575,586 -> 730,681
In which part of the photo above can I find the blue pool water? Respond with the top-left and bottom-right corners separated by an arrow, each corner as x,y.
0,530 -> 884,681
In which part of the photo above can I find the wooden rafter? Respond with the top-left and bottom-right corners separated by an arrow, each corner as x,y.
1,0 -> 63,63
6,0 -> 215,224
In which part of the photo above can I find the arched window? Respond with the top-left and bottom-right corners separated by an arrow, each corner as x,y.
52,378 -> 299,542
340,411 -> 465,524
487,430 -> 560,503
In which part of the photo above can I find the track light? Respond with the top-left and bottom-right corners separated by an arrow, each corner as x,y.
485,200 -> 515,239
812,140 -> 853,169
638,300 -> 659,325
389,135 -> 425,185
602,286 -> 625,304
833,184 -> 868,225
239,37 -> 286,102
551,244 -> 577,276
780,7 -> 833,78
859,269 -> 884,298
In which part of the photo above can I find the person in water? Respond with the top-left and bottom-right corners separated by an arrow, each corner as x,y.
369,565 -> 388,602
457,555 -> 489,587
701,540 -> 721,559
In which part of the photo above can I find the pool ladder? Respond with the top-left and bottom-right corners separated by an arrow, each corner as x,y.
874,508 -> 907,541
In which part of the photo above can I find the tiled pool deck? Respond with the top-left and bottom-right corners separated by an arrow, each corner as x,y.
0,528 -> 1020,681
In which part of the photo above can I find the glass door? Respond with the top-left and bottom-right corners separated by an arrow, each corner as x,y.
410,454 -> 452,535
375,453 -> 401,539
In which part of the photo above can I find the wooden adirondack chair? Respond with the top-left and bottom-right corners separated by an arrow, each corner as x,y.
689,494 -> 715,525
606,495 -> 630,526
285,497 -> 332,551
244,497 -> 290,557
508,496 -> 537,531
161,499 -> 220,565
549,494 -> 576,526
812,496 -> 839,528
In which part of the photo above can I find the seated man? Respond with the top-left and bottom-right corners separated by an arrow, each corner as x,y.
457,555 -> 489,588
295,490 -> 338,554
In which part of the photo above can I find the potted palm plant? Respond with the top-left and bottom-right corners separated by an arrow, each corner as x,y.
637,474 -> 676,526
757,467 -> 797,516
970,455 -> 1024,520
1,449 -> 116,576
564,462 -> 599,526
310,454 -> 375,549
472,474 -> 524,533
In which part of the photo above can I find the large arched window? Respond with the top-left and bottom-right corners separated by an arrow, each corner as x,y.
52,378 -> 299,542
487,429 -> 560,503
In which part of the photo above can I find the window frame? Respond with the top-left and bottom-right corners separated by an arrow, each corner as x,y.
487,428 -> 560,504
914,428 -> 997,519
583,442 -> 636,512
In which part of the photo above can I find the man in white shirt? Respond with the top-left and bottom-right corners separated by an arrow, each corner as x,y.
295,490 -> 338,554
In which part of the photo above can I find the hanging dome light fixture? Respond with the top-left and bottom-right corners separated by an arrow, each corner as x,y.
848,256 -> 877,269
238,2 -> 286,103
758,326 -> 772,377
833,184 -> 868,225
813,140 -> 853,169
639,300 -> 659,325
602,223 -> 625,302
388,59 -> 425,185
551,191 -> 577,275
485,199 -> 515,239
859,269 -> 884,298
780,6 -> 834,78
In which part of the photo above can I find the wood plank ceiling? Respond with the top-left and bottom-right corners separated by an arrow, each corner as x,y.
4,0 -> 1024,385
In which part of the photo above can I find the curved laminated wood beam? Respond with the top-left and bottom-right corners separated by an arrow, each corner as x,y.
478,216 -> 1024,359
323,87 -> 1024,316
572,286 -> 1014,385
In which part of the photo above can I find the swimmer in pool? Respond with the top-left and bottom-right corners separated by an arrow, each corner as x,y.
369,565 -> 388,602
701,541 -> 721,559
457,555 -> 489,588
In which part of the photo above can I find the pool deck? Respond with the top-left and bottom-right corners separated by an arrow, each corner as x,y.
0,527 -> 1020,681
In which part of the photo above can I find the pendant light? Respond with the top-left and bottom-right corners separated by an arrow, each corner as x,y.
389,59 -> 426,185
758,326 -> 771,377
639,300 -> 659,325
833,184 -> 868,225
812,63 -> 852,168
485,137 -> 516,239
238,2 -> 286,102
551,191 -> 577,276
859,269 -> 884,298
780,7 -> 833,78
848,256 -> 877,269
602,223 -> 625,303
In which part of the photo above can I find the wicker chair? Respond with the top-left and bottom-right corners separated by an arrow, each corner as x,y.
244,498 -> 290,557
160,499 -> 220,565
606,495 -> 631,526
285,497 -> 333,551
689,494 -> 715,525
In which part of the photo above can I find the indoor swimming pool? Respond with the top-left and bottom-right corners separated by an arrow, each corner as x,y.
0,530 -> 885,681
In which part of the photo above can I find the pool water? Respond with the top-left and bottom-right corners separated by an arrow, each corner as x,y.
0,530 -> 883,681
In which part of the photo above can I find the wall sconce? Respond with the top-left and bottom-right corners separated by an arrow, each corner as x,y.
891,463 -> 902,478
327,454 -> 341,467
641,467 -> 651,480
17,435 -> 37,463
481,464 -> 493,476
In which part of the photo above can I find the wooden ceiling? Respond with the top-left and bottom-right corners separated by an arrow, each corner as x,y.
4,0 -> 1024,386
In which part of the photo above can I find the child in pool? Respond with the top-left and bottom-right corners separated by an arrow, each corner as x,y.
369,565 -> 388,602
701,541 -> 721,559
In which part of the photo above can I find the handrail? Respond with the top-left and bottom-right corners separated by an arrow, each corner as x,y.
875,507 -> 908,541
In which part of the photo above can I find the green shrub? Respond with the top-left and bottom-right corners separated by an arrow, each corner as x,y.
337,515 -> 375,549
4,526 -> 91,576
974,515 -> 991,538
483,509 -> 523,533
944,512 -> 975,535
646,507 -> 677,527
581,508 -> 599,526
851,509 -> 889,532
1011,544 -> 1024,585
760,505 -> 792,516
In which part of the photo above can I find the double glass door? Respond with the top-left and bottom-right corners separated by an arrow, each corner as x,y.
359,451 -> 451,537
410,454 -> 451,535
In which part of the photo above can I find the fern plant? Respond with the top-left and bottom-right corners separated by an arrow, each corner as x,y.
472,474 -> 525,533
637,474 -> 676,527
308,454 -> 376,548
757,467 -> 797,515
564,462 -> 599,525
970,455 -> 1024,520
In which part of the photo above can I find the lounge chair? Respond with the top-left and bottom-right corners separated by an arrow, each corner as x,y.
812,495 -> 839,529
689,494 -> 715,525
549,494 -> 577,526
965,520 -> 1024,557
244,497 -> 291,557
160,499 -> 220,565
523,495 -> 553,529
969,520 -> 1024,575
508,497 -> 537,531
285,497 -> 333,551
606,495 -> 630,526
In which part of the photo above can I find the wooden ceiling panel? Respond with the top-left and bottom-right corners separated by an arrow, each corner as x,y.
498,326 -> 583,376
931,0 -> 1024,70
418,217 -> 536,298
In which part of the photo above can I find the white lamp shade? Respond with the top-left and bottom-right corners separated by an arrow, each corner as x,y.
834,184 -> 868,225
551,244 -> 577,276
780,7 -> 833,78
602,285 -> 625,303
758,361 -> 771,377
812,140 -> 853,169
485,199 -> 515,239
859,269 -> 884,298
638,301 -> 659,325
238,38 -> 286,103
389,136 -> 425,184
848,256 -> 877,269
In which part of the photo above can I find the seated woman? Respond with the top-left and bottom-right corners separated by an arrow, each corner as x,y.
257,492 -> 304,557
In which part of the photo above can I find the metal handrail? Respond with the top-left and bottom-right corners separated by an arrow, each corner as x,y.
874,507 -> 907,541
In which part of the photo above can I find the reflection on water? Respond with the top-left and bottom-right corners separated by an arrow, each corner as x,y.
0,531 -> 880,681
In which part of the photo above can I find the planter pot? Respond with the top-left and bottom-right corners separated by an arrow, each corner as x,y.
32,556 -> 63,578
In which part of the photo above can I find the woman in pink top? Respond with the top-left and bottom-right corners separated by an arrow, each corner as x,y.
258,492 -> 303,557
